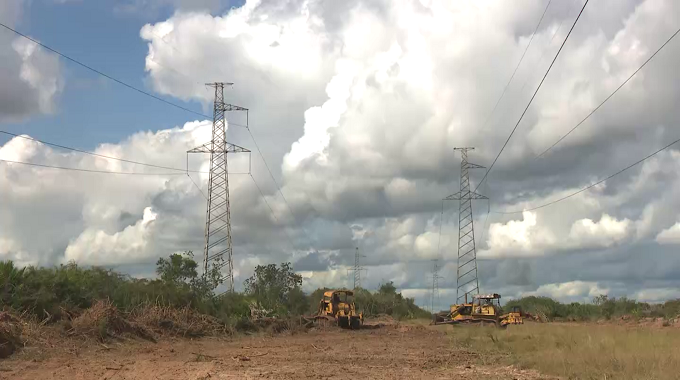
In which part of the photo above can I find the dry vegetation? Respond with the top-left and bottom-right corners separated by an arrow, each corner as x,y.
3,309 -> 680,379
4,256 -> 680,378
445,322 -> 680,380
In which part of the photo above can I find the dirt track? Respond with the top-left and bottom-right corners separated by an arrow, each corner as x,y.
0,323 -> 551,379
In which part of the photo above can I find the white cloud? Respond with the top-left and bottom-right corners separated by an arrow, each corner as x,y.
0,122 -> 259,276
656,222 -> 680,245
480,212 -> 556,258
299,268 -> 351,292
568,214 -> 630,248
5,0 -> 680,304
478,211 -> 633,259
64,207 -> 158,265
523,281 -> 609,303
632,288 -> 680,303
0,237 -> 32,266
0,2 -> 63,120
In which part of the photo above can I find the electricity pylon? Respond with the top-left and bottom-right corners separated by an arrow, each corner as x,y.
188,82 -> 249,292
347,247 -> 367,290
430,258 -> 444,313
444,147 -> 487,303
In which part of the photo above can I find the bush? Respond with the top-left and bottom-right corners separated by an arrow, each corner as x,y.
504,294 -> 680,322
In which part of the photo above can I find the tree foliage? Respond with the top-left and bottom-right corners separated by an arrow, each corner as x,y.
243,262 -> 305,315
505,294 -> 678,321
5,254 -> 680,327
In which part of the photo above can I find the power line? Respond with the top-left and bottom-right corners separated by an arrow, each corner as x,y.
0,22 -> 213,120
0,158 -> 185,175
0,130 -> 209,173
245,123 -> 319,250
516,0 -> 579,98
188,170 -> 300,267
535,25 -> 680,158
246,123 -> 361,253
480,0 -> 553,132
3,16 -> 319,249
187,173 -> 209,200
475,0 -> 590,191
248,173 -> 301,252
493,137 -> 680,214
476,199 -> 491,251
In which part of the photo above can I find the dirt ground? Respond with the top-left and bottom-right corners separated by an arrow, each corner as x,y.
0,323 -> 553,380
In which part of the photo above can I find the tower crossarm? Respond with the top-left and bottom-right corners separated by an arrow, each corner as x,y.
188,142 -> 251,154
444,191 -> 488,201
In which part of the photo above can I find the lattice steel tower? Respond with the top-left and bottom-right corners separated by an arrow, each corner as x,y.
348,247 -> 366,290
444,147 -> 487,303
430,258 -> 443,313
188,82 -> 249,292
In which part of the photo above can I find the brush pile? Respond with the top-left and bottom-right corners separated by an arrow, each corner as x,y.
70,300 -> 155,342
0,312 -> 22,358
130,304 -> 229,337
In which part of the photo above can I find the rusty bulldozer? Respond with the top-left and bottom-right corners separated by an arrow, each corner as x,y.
433,293 -> 529,328
302,289 -> 363,329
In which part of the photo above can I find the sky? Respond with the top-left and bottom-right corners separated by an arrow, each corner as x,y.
1,0 -> 680,310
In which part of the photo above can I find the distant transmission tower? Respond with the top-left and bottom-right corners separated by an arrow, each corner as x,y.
445,147 -> 487,303
430,259 -> 443,312
188,82 -> 250,292
347,247 -> 366,290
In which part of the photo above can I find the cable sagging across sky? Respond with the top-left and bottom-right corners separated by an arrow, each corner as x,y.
479,0 -> 553,133
535,25 -> 680,158
494,137 -> 680,214
475,0 -> 590,192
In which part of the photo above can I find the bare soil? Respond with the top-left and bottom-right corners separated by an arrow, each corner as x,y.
0,323 -> 553,380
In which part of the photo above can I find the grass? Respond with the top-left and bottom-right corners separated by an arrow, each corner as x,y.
444,322 -> 680,379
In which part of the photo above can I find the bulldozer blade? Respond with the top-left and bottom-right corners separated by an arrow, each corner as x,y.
433,320 -> 460,325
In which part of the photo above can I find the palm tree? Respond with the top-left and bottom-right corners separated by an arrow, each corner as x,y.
0,261 -> 25,306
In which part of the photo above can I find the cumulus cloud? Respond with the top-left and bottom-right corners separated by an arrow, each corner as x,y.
656,222 -> 680,245
481,212 -> 556,258
0,121 -> 282,285
64,207 -> 158,266
523,281 -> 609,303
480,211 -> 633,259
568,214 -> 631,248
4,0 -> 680,303
0,1 -> 63,121
632,287 -> 680,303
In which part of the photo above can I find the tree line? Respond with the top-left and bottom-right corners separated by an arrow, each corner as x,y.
4,252 -> 677,326
0,251 -> 429,326
505,295 -> 680,321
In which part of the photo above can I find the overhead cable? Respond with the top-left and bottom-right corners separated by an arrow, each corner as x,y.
248,173 -> 302,252
475,0 -> 590,191
493,137 -> 680,214
535,25 -> 680,158
245,123 -> 320,250
0,158 -> 185,175
0,130 -> 208,173
0,22 -> 213,120
479,0 -> 553,132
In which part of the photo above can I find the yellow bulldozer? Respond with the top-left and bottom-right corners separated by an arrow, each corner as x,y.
433,293 -> 524,328
302,289 -> 363,329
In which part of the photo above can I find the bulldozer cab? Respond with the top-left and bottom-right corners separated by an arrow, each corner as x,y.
332,291 -> 353,304
314,289 -> 363,329
472,293 -> 502,316
320,290 -> 355,316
